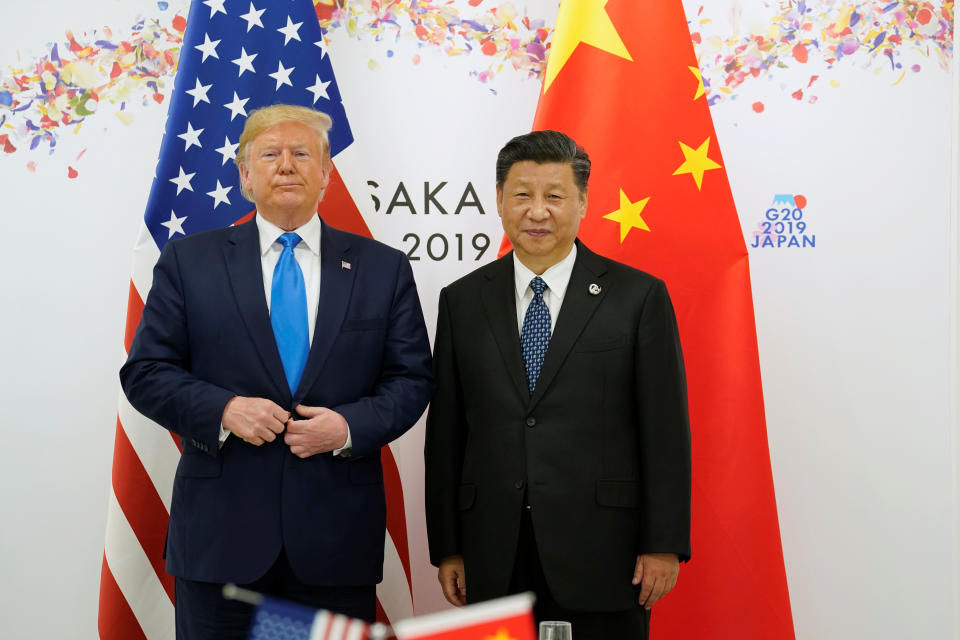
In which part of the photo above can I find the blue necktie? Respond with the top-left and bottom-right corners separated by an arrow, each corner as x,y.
271,232 -> 309,393
520,276 -> 551,394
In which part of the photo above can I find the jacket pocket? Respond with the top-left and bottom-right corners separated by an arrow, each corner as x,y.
176,451 -> 222,478
575,334 -> 629,352
459,483 -> 476,510
342,317 -> 387,332
348,458 -> 384,485
596,480 -> 640,508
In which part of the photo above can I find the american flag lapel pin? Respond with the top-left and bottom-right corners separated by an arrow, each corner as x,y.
341,260 -> 351,270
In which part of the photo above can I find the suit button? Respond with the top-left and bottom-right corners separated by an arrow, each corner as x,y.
526,417 -> 536,427
514,480 -> 525,490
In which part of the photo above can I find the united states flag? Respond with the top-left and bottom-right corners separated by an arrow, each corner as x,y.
98,1 -> 413,637
247,596 -> 381,640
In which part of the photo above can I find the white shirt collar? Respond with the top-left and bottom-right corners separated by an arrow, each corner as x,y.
513,243 -> 578,300
255,213 -> 322,257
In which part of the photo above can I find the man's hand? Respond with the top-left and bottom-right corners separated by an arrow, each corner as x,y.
284,405 -> 349,458
632,553 -> 679,610
438,555 -> 467,606
222,397 -> 289,445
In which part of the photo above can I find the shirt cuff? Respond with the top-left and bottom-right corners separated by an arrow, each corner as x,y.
218,424 -> 230,449
333,426 -> 352,457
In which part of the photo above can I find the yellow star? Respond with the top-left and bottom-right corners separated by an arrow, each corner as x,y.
604,189 -> 651,242
543,0 -> 633,93
672,137 -> 722,190
689,65 -> 706,100
484,629 -> 517,640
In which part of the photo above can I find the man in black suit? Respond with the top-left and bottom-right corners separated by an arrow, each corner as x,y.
424,130 -> 690,639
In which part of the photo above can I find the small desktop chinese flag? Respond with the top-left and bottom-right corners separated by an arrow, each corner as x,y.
392,593 -> 536,640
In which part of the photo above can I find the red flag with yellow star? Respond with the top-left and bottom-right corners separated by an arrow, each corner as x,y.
392,594 -> 536,640
531,1 -> 796,637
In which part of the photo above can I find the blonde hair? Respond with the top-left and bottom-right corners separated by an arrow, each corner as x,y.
235,104 -> 333,201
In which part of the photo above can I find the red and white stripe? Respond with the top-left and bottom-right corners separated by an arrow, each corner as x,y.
308,611 -> 372,640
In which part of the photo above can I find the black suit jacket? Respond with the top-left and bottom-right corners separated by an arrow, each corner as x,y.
425,241 -> 690,611
121,217 -> 433,586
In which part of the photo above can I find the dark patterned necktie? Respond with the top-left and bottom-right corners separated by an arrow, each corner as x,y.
520,276 -> 551,394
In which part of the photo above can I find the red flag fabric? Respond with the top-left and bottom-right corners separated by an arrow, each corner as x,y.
392,594 -> 536,640
528,1 -> 795,637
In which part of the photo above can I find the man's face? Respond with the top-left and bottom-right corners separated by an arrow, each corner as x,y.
238,120 -> 331,228
497,160 -> 587,274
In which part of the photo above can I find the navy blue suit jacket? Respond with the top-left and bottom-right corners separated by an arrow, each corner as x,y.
121,217 -> 433,586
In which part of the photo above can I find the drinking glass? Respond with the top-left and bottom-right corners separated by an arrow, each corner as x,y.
538,620 -> 572,640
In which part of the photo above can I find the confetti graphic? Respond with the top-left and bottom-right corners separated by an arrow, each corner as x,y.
313,0 -> 551,84
0,11 -> 186,156
691,1 -> 954,107
1,1 -> 954,164
0,0 -> 547,162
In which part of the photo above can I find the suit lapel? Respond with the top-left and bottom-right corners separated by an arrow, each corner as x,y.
223,220 -> 290,402
529,242 -> 609,409
294,221 -> 355,402
479,254 -> 529,403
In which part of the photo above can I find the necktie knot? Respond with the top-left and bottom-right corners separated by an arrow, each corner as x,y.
530,276 -> 547,296
279,232 -> 302,251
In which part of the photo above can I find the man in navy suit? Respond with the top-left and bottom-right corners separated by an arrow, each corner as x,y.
121,104 -> 433,639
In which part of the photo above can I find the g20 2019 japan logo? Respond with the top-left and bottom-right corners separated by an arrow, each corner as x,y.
750,194 -> 816,249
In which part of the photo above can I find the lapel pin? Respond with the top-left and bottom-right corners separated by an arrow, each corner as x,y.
588,283 -> 601,296
341,260 -> 351,270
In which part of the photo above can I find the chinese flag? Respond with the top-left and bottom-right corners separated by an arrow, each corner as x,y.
531,1 -> 796,637
393,594 -> 536,640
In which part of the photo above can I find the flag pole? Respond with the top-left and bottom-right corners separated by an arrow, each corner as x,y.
221,583 -> 264,606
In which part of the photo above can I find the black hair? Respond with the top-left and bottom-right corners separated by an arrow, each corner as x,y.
495,130 -> 590,193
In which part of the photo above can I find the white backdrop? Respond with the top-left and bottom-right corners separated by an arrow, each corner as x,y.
0,1 -> 957,638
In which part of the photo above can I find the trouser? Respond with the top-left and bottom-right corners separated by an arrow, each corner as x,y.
509,507 -> 650,640
174,547 -> 376,640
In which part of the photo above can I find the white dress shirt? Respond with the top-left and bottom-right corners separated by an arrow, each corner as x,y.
513,244 -> 578,334
256,213 -> 322,343
220,214 -> 351,452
